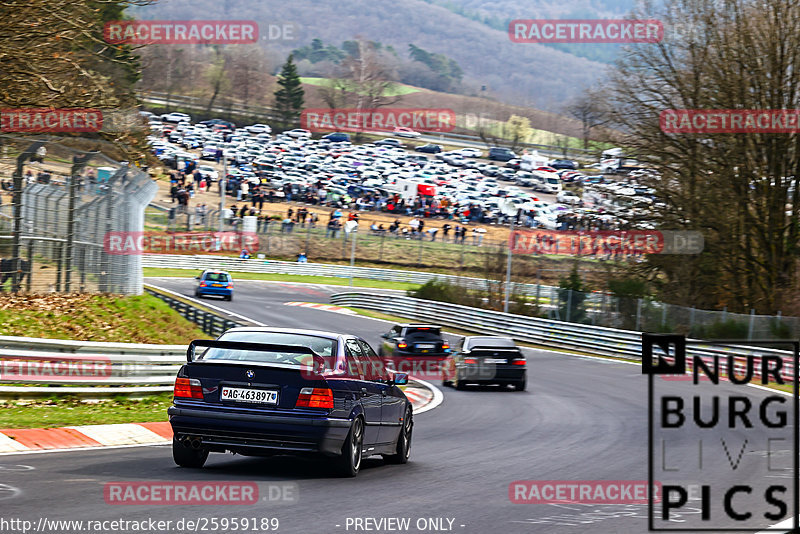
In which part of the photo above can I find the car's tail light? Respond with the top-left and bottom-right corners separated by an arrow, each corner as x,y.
199,282 -> 207,287
512,358 -> 527,366
296,388 -> 334,409
397,342 -> 408,349
442,343 -> 450,350
464,358 -> 478,364
174,377 -> 203,399
226,284 -> 233,289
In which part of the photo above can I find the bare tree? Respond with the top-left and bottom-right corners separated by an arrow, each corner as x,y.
602,0 -> 800,314
565,90 -> 611,150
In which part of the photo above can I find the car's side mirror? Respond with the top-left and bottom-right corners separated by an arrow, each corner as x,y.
390,372 -> 408,386
195,275 -> 201,280
381,333 -> 390,339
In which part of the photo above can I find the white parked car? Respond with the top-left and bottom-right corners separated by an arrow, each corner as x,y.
246,123 -> 272,134
556,190 -> 582,205
393,127 -> 421,138
162,112 -> 192,123
197,165 -> 219,182
457,147 -> 483,158
286,128 -> 312,138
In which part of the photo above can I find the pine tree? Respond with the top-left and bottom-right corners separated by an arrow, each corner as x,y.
273,55 -> 305,130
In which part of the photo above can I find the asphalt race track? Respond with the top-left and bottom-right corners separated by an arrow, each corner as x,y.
1,277 -> 794,534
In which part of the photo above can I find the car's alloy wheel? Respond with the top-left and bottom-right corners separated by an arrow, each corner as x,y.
336,418 -> 363,477
384,406 -> 413,464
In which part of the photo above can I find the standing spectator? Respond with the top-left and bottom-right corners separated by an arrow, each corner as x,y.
408,217 -> 420,236
442,223 -> 451,242
326,218 -> 341,238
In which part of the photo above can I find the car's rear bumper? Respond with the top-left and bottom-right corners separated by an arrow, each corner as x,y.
197,287 -> 233,297
457,366 -> 526,384
169,406 -> 351,455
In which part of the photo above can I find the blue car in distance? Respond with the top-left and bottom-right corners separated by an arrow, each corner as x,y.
169,328 -> 412,477
195,270 -> 233,301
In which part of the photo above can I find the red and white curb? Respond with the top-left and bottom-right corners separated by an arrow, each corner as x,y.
0,382 -> 441,455
284,301 -> 356,315
0,422 -> 172,454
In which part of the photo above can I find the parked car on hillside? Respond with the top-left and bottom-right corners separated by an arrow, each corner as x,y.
488,147 -> 517,161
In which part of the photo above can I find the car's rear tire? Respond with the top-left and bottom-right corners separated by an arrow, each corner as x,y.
384,406 -> 412,464
194,291 -> 201,298
225,295 -> 233,301
334,417 -> 363,477
514,377 -> 527,391
172,437 -> 209,468
454,374 -> 466,390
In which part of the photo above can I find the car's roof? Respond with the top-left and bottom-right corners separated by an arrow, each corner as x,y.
221,327 -> 350,341
397,323 -> 442,329
202,269 -> 230,275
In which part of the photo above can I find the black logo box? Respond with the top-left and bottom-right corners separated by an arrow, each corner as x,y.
643,334 -> 800,532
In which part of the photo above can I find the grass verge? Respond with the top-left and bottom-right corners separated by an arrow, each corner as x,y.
0,394 -> 171,429
0,293 -> 206,344
143,267 -> 420,291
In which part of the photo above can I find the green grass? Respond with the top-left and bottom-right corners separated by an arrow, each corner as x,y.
300,77 -> 420,96
143,267 -> 420,291
0,395 -> 172,429
0,293 -> 206,343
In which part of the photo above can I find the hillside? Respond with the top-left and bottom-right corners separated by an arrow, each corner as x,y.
133,0 -> 620,111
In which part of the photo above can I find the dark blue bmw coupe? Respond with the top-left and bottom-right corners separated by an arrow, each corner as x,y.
168,327 -> 413,477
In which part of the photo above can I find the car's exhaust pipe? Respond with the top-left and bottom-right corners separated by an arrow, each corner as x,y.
190,438 -> 202,450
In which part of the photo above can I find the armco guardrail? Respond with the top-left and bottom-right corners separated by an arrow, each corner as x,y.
141,254 -> 558,296
144,285 -> 247,337
0,343 -> 186,398
330,292 -> 797,380
0,286 -> 248,398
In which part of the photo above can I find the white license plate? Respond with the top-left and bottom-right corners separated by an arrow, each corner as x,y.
416,344 -> 436,349
220,387 -> 278,404
483,358 -> 508,364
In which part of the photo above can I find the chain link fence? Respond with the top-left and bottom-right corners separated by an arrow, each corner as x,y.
487,286 -> 799,342
0,134 -> 157,294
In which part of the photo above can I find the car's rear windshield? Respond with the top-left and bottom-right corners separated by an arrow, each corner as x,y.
404,327 -> 442,339
202,332 -> 337,369
466,337 -> 517,349
203,272 -> 230,282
